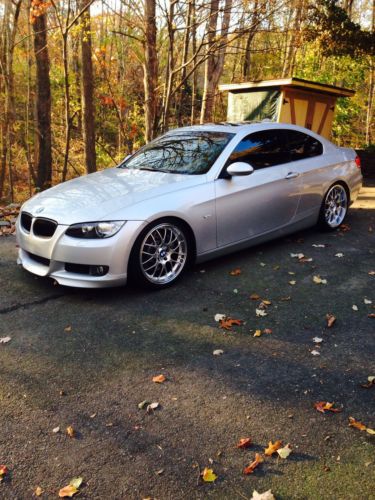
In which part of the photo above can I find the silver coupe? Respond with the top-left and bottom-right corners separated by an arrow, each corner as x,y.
16,123 -> 362,288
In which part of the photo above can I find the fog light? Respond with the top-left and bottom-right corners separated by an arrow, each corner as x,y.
89,265 -> 109,276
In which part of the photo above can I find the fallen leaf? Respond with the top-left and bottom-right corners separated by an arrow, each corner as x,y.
250,293 -> 260,300
314,402 -> 342,413
146,402 -> 160,413
364,298 -> 372,304
369,271 -> 375,276
290,253 -> 304,259
352,305 -> 358,311
0,465 -> 8,482
312,244 -> 326,248
366,428 -> 375,435
243,453 -> 264,474
326,314 -> 336,328
0,336 -> 11,344
213,349 -> 224,356
311,350 -> 320,356
277,443 -> 292,459
368,313 -> 375,318
313,275 -> 327,285
152,374 -> 166,384
264,440 -> 283,456
233,288 -> 238,294
299,257 -> 313,263
339,223 -> 351,232
263,328 -> 272,334
64,326 -> 72,333
361,376 -> 375,389
202,467 -> 217,482
214,313 -> 226,322
66,426 -> 75,438
251,490 -> 275,500
348,416 -> 369,432
236,437 -> 252,449
260,262 -> 266,267
35,486 -> 43,496
313,337 -> 323,343
256,308 -> 267,317
69,478 -> 83,489
280,296 -> 291,301
52,426 -> 60,433
59,485 -> 78,498
288,271 -> 295,275
219,317 -> 243,330
253,329 -> 262,337
288,280 -> 296,285
335,253 -> 344,258
229,268 -> 241,276
138,400 -> 149,409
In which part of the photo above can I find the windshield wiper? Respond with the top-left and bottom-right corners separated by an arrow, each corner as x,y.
138,167 -> 176,173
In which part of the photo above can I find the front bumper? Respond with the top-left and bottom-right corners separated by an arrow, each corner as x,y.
16,219 -> 146,288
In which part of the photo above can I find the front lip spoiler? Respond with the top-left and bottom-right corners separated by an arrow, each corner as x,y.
17,248 -> 127,288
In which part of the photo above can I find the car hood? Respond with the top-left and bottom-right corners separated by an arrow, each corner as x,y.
22,168 -> 205,225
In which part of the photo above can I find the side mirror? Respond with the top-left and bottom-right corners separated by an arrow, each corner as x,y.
226,162 -> 254,177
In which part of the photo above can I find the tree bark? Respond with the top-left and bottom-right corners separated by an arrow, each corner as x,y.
32,8 -> 52,190
143,0 -> 158,142
79,0 -> 96,173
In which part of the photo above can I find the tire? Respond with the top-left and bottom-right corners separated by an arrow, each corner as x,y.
128,220 -> 190,289
318,183 -> 349,230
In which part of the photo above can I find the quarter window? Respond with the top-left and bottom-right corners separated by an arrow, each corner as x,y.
285,130 -> 323,161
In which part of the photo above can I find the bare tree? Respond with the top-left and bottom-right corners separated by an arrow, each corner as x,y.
143,0 -> 158,141
79,0 -> 96,173
0,0 -> 22,199
200,0 -> 233,123
31,0 -> 53,190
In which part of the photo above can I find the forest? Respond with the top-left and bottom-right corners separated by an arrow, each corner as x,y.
0,0 -> 374,202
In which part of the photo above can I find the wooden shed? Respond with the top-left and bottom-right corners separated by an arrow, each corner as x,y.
218,77 -> 354,138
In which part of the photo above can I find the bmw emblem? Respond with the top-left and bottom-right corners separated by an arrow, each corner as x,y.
35,206 -> 45,214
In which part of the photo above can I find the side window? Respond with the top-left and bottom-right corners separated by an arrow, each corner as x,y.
285,130 -> 323,161
227,130 -> 287,170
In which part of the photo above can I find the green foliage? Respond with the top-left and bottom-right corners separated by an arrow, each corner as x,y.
306,0 -> 375,57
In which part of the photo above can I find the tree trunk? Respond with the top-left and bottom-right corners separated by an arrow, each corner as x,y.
80,0 -> 96,173
32,8 -> 52,190
161,0 -> 176,132
143,0 -> 158,142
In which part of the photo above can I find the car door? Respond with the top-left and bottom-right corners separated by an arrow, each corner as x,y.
215,129 -> 302,247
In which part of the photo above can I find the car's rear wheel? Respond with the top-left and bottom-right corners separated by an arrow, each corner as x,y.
129,220 -> 190,289
319,183 -> 348,230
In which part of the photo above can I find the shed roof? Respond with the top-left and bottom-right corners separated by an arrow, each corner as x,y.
218,77 -> 355,97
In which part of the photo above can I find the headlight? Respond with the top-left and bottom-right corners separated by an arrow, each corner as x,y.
66,221 -> 125,239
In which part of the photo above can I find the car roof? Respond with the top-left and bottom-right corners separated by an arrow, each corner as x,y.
167,122 -> 327,138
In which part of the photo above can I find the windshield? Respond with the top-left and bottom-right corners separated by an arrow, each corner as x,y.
119,131 -> 234,175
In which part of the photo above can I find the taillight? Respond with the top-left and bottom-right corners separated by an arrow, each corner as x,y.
355,156 -> 361,169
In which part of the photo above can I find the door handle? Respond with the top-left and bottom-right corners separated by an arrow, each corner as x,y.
285,172 -> 299,179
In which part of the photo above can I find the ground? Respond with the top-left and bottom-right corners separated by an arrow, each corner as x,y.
0,184 -> 374,500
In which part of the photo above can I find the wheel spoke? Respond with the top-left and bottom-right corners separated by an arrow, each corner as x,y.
324,185 -> 347,228
139,223 -> 188,285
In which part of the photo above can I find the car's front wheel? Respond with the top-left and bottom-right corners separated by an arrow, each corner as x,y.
129,220 -> 190,289
319,183 -> 348,230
